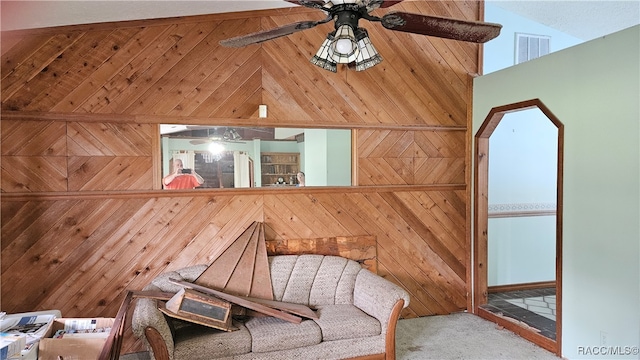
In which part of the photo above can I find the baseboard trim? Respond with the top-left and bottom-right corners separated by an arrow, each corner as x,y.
477,308 -> 558,355
488,281 -> 556,293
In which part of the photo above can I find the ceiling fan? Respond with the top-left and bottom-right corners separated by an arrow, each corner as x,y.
189,128 -> 245,145
219,0 -> 502,72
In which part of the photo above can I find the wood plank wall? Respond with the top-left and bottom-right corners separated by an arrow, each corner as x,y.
1,1 -> 482,353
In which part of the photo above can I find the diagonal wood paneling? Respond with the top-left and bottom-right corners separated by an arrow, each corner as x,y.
1,120 -> 66,155
1,189 -> 467,352
357,129 -> 466,185
19,29 -> 141,112
66,122 -> 153,156
0,0 -> 485,355
0,156 -> 67,192
2,2 -> 479,126
2,33 -> 85,108
1,120 -> 154,192
67,157 -> 153,191
0,120 -> 69,191
51,26 -> 176,113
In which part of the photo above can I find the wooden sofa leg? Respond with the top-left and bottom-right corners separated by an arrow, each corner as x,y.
385,299 -> 405,360
145,327 -> 171,360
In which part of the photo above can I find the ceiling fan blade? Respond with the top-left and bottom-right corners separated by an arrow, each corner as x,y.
377,0 -> 404,8
284,0 -> 328,11
381,11 -> 502,43
220,18 -> 330,48
362,0 -> 403,13
190,139 -> 211,145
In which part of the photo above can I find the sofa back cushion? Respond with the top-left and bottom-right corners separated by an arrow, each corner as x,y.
269,255 -> 362,307
147,255 -> 363,308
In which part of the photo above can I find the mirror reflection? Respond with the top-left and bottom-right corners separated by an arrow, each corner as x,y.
161,125 -> 352,189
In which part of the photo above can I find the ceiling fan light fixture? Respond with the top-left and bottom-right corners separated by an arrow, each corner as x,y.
310,35 -> 338,72
354,28 -> 382,71
229,129 -> 241,140
329,24 -> 359,63
208,142 -> 225,155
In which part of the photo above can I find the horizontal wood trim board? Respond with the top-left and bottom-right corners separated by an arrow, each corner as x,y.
488,281 -> 556,293
0,185 -> 467,201
0,111 -> 467,131
488,210 -> 556,218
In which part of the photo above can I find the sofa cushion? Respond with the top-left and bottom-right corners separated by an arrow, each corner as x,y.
314,304 -> 381,341
334,259 -> 362,304
308,256 -> 348,306
269,256 -> 298,301
244,317 -> 322,353
174,321 -> 251,359
270,255 -> 363,307
281,255 -> 324,304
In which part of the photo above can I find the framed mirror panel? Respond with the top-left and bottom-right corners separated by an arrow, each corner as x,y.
161,125 -> 352,189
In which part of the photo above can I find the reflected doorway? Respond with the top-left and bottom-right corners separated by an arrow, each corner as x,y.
474,99 -> 563,356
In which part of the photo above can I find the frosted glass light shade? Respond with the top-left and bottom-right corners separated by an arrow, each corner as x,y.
310,36 -> 338,72
354,28 -> 383,71
329,25 -> 359,63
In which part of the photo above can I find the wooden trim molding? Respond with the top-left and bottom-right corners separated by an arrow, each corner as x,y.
477,308 -> 556,354
0,110 -> 467,132
152,124 -> 162,190
0,184 -> 467,201
465,73 -> 476,312
473,135 -> 490,311
473,98 -> 563,357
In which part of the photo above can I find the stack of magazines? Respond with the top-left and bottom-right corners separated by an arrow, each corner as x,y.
0,310 -> 61,360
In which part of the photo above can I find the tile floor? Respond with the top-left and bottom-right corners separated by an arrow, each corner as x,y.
506,295 -> 556,321
481,287 -> 556,340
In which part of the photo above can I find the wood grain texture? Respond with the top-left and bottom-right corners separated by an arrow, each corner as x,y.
1,190 -> 467,352
1,2 -> 479,127
357,129 -> 466,185
1,120 -> 154,192
0,0 -> 484,354
265,235 -> 377,272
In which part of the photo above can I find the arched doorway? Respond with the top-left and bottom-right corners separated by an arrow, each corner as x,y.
473,99 -> 563,356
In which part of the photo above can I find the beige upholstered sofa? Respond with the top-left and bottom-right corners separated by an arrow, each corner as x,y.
132,254 -> 410,360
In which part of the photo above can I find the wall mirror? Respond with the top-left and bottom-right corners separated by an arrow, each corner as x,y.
161,125 -> 352,189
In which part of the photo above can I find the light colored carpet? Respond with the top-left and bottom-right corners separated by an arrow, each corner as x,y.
121,312 -> 559,360
396,312 -> 558,359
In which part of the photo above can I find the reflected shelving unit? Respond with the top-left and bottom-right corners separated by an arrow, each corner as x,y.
261,152 -> 299,186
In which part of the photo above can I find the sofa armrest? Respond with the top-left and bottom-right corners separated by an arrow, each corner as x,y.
353,269 -> 410,334
131,285 -> 175,360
